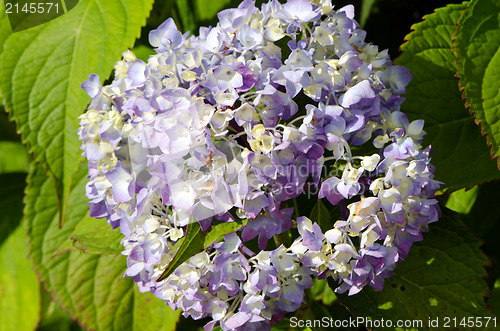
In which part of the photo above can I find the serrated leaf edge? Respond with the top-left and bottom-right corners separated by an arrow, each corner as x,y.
0,0 -> 154,228
451,0 -> 500,170
397,2 -> 470,59
21,161 -> 82,330
17,0 -> 156,328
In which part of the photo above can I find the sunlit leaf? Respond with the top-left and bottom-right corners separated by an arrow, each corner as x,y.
0,225 -> 40,331
70,216 -> 124,256
0,0 -> 155,225
396,2 -> 500,191
454,0 -> 500,169
445,186 -> 479,215
25,162 -> 180,330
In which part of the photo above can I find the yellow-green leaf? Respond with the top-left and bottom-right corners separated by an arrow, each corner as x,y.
0,0 -> 154,226
0,225 -> 41,331
25,161 -> 180,330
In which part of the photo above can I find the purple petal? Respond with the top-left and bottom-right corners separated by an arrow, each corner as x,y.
340,80 -> 376,108
105,163 -> 134,203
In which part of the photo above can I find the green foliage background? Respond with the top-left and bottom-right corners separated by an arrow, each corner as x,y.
0,0 -> 498,330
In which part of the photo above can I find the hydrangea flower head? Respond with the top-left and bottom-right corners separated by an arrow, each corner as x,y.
78,1 -> 440,329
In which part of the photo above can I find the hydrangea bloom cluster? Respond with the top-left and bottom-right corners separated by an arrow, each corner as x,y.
78,0 -> 440,329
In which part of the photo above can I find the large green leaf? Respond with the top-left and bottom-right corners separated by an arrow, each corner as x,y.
0,1 -> 19,143
0,225 -> 41,331
336,208 -> 492,326
0,0 -> 154,226
454,0 -> 500,168
25,162 -> 180,330
396,2 -> 500,191
70,216 -> 124,255
0,1 -> 12,53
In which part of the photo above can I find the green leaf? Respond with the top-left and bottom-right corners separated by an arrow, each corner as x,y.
25,162 -> 180,330
360,0 -> 376,28
194,0 -> 232,23
309,199 -> 334,233
454,0 -> 500,168
0,2 -> 12,53
0,225 -> 41,331
396,2 -> 500,191
310,278 -> 337,306
457,181 -> 500,297
445,185 -> 479,215
176,0 -> 196,33
158,217 -> 248,282
65,0 -> 80,11
0,1 -> 18,143
203,218 -> 248,247
144,0 -> 178,33
158,219 -> 205,282
460,180 -> 500,238
131,44 -> 155,62
0,141 -> 30,173
0,0 -> 154,226
70,216 -> 124,255
0,172 -> 26,246
38,289 -> 84,331
336,207 -> 493,326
